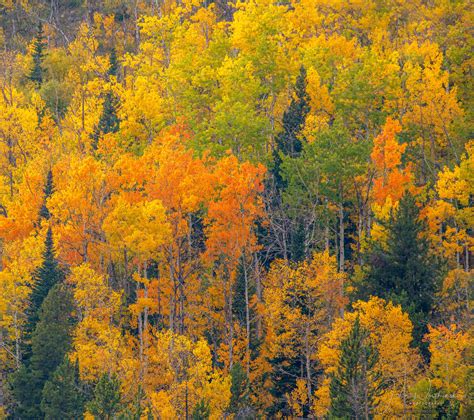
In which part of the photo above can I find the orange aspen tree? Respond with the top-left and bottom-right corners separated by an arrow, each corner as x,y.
204,154 -> 266,370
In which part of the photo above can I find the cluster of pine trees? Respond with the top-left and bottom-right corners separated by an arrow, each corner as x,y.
0,0 -> 472,418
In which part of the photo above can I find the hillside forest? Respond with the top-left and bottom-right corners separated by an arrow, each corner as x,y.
0,0 -> 472,418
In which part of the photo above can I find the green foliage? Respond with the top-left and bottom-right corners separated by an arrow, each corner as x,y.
228,362 -> 249,414
93,88 -> 120,150
362,191 -> 443,348
119,385 -> 149,420
192,398 -> 210,420
411,379 -> 461,419
279,122 -> 369,261
87,373 -> 122,420
12,284 -> 75,419
266,66 -> 311,261
108,48 -> 119,79
98,92 -> 120,135
38,169 -> 53,221
29,22 -> 47,86
26,227 -> 64,339
329,317 -> 384,418
282,123 -> 369,208
267,353 -> 300,417
272,65 -> 310,190
41,358 -> 85,419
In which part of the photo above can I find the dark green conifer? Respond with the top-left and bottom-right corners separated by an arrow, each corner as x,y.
92,50 -> 120,150
41,358 -> 85,419
97,91 -> 120,136
38,169 -> 54,221
192,398 -> 210,420
329,317 -> 384,419
228,362 -> 250,416
271,65 -> 310,190
87,373 -> 122,420
12,284 -> 75,419
29,22 -> 47,86
362,191 -> 442,348
108,48 -> 119,78
26,227 -> 64,337
266,66 -> 310,262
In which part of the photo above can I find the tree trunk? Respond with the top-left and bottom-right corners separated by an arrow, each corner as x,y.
243,255 -> 250,376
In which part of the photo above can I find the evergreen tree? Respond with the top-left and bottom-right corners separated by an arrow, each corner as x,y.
267,353 -> 301,417
97,91 -> 120,136
228,362 -> 250,415
362,191 -> 442,348
192,398 -> 210,420
29,22 -> 47,86
91,50 -> 120,150
108,48 -> 119,78
38,169 -> 54,221
329,317 -> 384,419
41,358 -> 85,419
25,227 -> 64,339
266,66 -> 310,262
271,65 -> 310,191
11,284 -> 75,419
87,373 -> 122,420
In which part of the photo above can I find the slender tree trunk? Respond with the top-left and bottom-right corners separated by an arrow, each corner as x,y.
339,186 -> 345,272
228,273 -> 234,369
305,323 -> 312,415
254,255 -> 262,340
243,255 -> 250,376
325,199 -> 330,251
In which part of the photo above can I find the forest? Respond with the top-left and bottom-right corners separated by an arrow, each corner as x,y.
0,0 -> 472,418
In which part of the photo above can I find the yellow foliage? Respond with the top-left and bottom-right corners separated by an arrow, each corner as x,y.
316,297 -> 421,417
144,331 -> 231,419
424,324 -> 472,405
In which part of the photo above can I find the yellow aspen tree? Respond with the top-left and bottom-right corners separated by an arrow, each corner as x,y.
315,297 -> 421,417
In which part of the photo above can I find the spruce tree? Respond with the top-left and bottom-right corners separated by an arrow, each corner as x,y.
97,91 -> 120,136
12,284 -> 75,419
41,358 -> 85,419
329,317 -> 384,419
87,373 -> 122,420
29,22 -> 47,86
38,169 -> 54,221
362,191 -> 442,348
267,353 -> 301,417
108,47 -> 119,78
25,227 -> 64,338
266,66 -> 310,262
192,399 -> 210,420
92,49 -> 120,150
271,65 -> 310,191
228,362 -> 250,415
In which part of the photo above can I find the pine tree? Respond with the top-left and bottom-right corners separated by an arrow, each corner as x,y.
41,358 -> 85,419
267,353 -> 301,417
25,227 -> 64,339
12,284 -> 75,419
228,362 -> 250,415
87,373 -> 122,420
97,92 -> 120,136
192,399 -> 210,420
38,169 -> 54,221
271,65 -> 310,191
92,50 -> 120,150
29,22 -> 47,86
108,47 -> 119,78
264,66 -> 310,262
363,191 -> 442,348
329,317 -> 384,419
